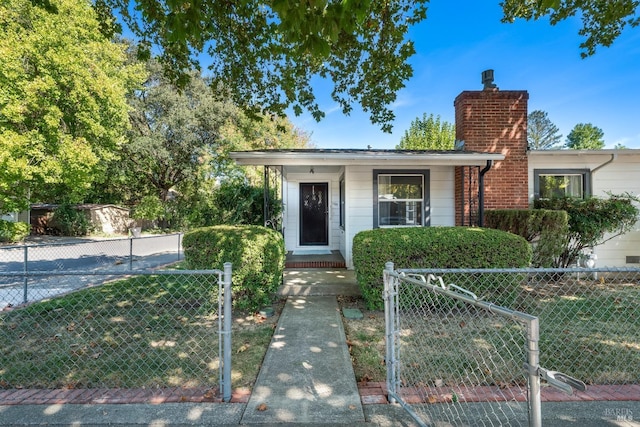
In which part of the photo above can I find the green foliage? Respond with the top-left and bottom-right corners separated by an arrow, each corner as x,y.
565,123 -> 605,149
182,225 -> 285,311
352,227 -> 531,309
396,113 -> 455,150
51,203 -> 91,237
485,209 -> 569,267
93,0 -> 635,134
123,60 -> 235,203
131,195 -> 164,223
501,0 -> 640,58
210,181 -> 280,228
0,0 -> 146,211
527,110 -> 563,150
105,0 -> 429,133
535,194 -> 640,267
0,220 -> 30,243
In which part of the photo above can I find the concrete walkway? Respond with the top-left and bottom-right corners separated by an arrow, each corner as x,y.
241,295 -> 366,424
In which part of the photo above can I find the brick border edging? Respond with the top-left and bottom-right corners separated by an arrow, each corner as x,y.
357,382 -> 640,405
0,387 -> 251,406
1,383 -> 639,406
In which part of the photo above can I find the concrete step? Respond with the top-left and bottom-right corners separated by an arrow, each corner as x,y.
279,269 -> 361,297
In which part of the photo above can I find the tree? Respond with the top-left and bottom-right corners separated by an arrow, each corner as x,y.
0,0 -> 145,213
122,60 -> 236,203
501,0 -> 640,58
396,114 -> 455,150
89,0 -> 637,133
527,110 -> 563,150
566,123 -> 605,149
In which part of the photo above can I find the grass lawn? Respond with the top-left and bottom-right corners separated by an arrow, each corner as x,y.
1,273 -> 637,391
341,278 -> 639,386
0,273 -> 282,390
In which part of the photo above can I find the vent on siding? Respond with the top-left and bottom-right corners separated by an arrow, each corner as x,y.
626,256 -> 640,264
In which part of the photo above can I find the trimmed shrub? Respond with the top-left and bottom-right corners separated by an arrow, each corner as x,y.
182,225 -> 285,311
0,220 -> 30,243
352,227 -> 531,310
485,209 -> 568,267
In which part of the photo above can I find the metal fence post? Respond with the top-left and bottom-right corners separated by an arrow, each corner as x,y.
384,261 -> 397,404
177,233 -> 182,261
129,237 -> 133,270
527,316 -> 542,427
222,262 -> 233,402
22,245 -> 28,304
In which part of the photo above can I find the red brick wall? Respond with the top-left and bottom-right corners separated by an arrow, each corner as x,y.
454,89 -> 529,225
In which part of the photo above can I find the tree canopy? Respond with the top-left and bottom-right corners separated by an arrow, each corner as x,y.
566,123 -> 605,149
123,61 -> 236,202
396,113 -> 455,150
527,110 -> 563,150
93,0 -> 638,133
0,0 -> 145,213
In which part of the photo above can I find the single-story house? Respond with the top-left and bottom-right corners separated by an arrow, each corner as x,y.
231,81 -> 640,269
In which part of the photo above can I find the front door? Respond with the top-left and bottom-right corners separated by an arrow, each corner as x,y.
300,183 -> 329,246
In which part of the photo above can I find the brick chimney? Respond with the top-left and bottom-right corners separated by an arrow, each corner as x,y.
454,72 -> 529,225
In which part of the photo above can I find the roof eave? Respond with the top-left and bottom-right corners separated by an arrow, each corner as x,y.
230,151 -> 505,166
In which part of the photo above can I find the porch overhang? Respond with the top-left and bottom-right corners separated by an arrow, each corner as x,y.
230,149 -> 505,168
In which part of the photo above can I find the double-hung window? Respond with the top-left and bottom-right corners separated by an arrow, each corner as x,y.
373,170 -> 430,227
534,169 -> 591,199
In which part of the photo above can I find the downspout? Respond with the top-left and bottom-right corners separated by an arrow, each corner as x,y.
478,160 -> 493,227
590,153 -> 616,197
591,153 -> 617,174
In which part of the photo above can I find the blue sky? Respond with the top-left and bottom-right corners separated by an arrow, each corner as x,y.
287,2 -> 640,149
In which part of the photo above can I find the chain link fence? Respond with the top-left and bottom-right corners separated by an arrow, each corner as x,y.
0,233 -> 183,272
384,265 -> 639,427
0,268 -> 233,401
0,234 -> 183,308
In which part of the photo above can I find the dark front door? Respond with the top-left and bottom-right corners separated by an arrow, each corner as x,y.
300,183 -> 329,246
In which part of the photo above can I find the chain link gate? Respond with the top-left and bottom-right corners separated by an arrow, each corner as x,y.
0,265 -> 233,402
383,263 -> 586,427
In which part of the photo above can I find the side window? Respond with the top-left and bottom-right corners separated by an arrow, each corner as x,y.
534,169 -> 591,199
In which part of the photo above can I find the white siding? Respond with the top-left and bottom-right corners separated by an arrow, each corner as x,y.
528,152 -> 640,267
342,165 -> 456,268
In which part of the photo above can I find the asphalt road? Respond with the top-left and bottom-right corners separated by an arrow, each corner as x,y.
0,234 -> 183,309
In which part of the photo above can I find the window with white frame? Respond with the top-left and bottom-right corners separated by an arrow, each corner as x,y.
534,169 -> 591,199
373,170 -> 429,227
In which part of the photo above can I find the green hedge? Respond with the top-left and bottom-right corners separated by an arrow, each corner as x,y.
0,220 -> 30,243
352,227 -> 532,309
182,225 -> 285,311
485,209 -> 568,267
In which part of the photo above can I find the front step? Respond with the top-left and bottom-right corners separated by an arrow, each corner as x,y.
285,260 -> 346,269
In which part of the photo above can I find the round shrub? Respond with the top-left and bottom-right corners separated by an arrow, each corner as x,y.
0,220 -> 30,243
182,225 -> 285,312
352,227 -> 532,309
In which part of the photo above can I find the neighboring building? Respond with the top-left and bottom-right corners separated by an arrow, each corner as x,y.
30,204 -> 131,235
231,79 -> 640,269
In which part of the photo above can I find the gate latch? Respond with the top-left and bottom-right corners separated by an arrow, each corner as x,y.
524,363 -> 586,395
